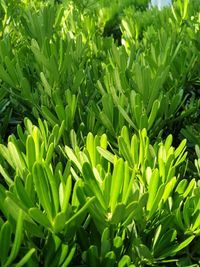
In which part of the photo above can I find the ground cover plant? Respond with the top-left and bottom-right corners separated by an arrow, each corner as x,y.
0,0 -> 200,266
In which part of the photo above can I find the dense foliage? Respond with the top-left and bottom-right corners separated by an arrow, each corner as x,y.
0,0 -> 200,266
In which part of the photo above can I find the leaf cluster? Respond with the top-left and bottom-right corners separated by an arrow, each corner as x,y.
1,0 -> 200,266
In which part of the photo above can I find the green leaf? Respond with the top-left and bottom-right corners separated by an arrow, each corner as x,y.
147,169 -> 160,211
147,184 -> 165,219
4,210 -> 24,267
158,236 -> 195,259
102,94 -> 114,125
58,244 -> 69,266
99,112 -> 115,136
65,146 -> 82,172
0,144 -> 14,168
61,244 -> 76,267
64,197 -> 95,239
102,173 -> 112,208
0,64 -> 15,87
0,165 -> 13,186
20,77 -> 31,99
110,203 -> 126,225
41,106 -> 59,126
147,99 -> 160,130
183,199 -> 191,228
152,224 -> 162,252
55,103 -> 65,122
110,159 -> 124,212
4,193 -> 27,217
87,245 -> 99,267
164,135 -> 173,152
175,179 -> 188,195
122,161 -> 131,203
140,113 -> 148,129
82,162 -> 106,211
45,143 -> 54,164
118,104 -> 136,130
192,213 -> 200,232
97,147 -> 114,164
101,228 -> 111,258
118,255 -> 131,267
53,212 -> 67,233
8,141 -> 26,174
4,56 -> 18,86
153,229 -> 177,257
118,137 -> 134,167
29,207 -> 52,229
175,205 -> 185,231
162,177 -> 176,203
44,163 -> 59,215
169,90 -> 183,115
86,132 -> 95,166
137,244 -> 153,261
59,175 -> 72,213
183,179 -> 195,198
131,135 -> 139,165
103,251 -> 116,267
0,221 -> 12,266
15,176 -> 34,209
15,248 -> 36,267
26,136 -> 36,170
123,170 -> 136,205
174,139 -> 187,159
32,162 -> 53,220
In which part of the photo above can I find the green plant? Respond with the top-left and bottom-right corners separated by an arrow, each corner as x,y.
1,0 -> 200,265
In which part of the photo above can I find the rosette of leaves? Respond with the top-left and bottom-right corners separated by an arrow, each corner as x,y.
64,127 -> 200,265
0,118 -> 95,265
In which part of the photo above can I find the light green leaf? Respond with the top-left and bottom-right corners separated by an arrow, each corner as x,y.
29,207 -> 52,229
110,159 -> 124,212
148,99 -> 160,130
175,179 -> 188,195
0,145 -> 14,168
45,143 -> 54,164
162,177 -> 176,203
32,162 -> 53,220
192,213 -> 200,231
82,163 -> 106,211
96,147 -> 114,164
65,146 -> 82,172
86,132 -> 95,166
147,169 -> 160,211
26,136 -> 36,170
174,139 -> 187,159
118,255 -> 131,267
8,141 -> 26,174
60,175 -> 72,213
183,179 -> 196,198
53,212 -> 67,233
61,244 -> 76,267
15,248 -> 36,267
